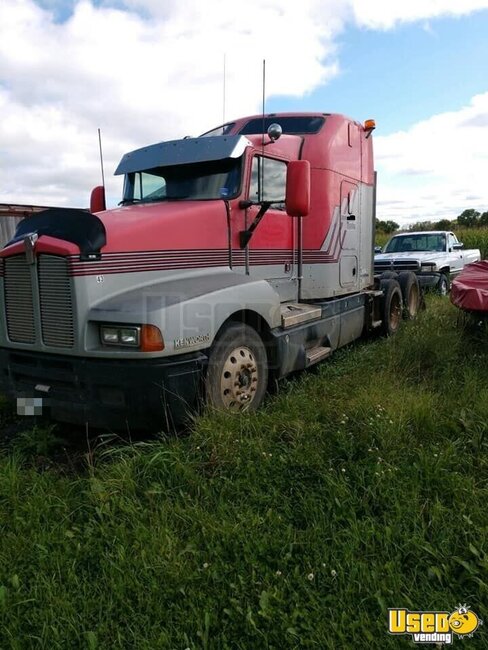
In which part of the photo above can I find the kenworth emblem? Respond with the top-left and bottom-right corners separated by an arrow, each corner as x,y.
23,232 -> 39,265
174,333 -> 210,350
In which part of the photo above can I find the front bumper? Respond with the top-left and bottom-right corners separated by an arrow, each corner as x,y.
0,348 -> 207,430
374,267 -> 441,290
415,272 -> 442,289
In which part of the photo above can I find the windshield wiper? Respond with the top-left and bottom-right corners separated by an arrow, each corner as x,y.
143,195 -> 191,202
118,198 -> 143,205
118,196 -> 190,206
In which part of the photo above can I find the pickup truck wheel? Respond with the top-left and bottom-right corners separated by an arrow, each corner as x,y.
437,273 -> 450,296
398,271 -> 420,319
206,322 -> 267,413
379,279 -> 403,336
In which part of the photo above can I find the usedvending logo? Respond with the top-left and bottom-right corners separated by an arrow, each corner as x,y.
388,605 -> 482,644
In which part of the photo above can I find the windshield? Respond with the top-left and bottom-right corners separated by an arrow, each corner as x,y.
122,157 -> 242,204
383,233 -> 446,253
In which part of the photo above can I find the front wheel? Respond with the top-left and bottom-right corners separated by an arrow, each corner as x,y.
437,273 -> 450,296
205,322 -> 268,413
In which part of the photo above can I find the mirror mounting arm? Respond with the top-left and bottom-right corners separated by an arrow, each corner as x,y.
239,200 -> 256,209
239,201 -> 272,248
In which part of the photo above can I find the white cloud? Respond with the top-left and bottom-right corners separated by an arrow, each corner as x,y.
351,0 -> 488,29
375,92 -> 488,224
0,0 -> 347,207
1,0 -> 488,214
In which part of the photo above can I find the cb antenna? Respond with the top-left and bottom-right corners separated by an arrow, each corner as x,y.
98,128 -> 106,189
260,59 -> 266,199
261,58 -> 266,148
222,53 -> 226,125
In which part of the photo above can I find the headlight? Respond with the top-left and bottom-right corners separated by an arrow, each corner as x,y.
101,325 -> 140,347
100,324 -> 164,351
421,263 -> 436,272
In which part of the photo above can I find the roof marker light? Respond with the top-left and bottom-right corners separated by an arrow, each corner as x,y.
364,119 -> 376,137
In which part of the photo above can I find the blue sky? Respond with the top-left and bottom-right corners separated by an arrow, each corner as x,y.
268,13 -> 488,136
1,1 -> 488,224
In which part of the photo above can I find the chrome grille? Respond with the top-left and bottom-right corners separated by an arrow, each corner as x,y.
38,255 -> 74,348
4,255 -> 35,344
374,260 -> 421,273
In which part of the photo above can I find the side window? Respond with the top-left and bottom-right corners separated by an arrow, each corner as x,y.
141,172 -> 167,200
448,233 -> 456,251
249,156 -> 287,206
131,172 -> 166,200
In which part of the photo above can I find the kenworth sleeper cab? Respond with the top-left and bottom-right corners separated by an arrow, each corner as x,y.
0,113 -> 417,428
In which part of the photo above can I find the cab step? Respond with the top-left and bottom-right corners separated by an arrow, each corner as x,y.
281,303 -> 322,328
306,346 -> 332,366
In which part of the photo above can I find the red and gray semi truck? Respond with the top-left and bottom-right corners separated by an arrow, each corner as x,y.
0,113 -> 419,428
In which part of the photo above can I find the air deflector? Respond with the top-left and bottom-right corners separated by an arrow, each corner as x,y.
6,208 -> 107,259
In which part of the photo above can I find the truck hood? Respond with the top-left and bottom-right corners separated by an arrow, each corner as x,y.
3,200 -> 229,257
91,200 -> 228,253
375,251 -> 447,263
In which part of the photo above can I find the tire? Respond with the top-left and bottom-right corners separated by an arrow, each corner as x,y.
398,271 -> 420,319
437,273 -> 450,296
205,322 -> 268,412
379,278 -> 403,336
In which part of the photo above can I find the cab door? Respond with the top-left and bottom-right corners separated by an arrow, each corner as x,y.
244,155 -> 296,301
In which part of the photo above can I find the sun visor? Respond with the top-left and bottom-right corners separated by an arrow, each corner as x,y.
114,135 -> 252,175
5,208 -> 107,258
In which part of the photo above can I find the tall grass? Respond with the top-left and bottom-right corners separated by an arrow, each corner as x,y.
455,228 -> 488,259
1,299 -> 487,648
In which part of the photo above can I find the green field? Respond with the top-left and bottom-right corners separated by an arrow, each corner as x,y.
1,297 -> 487,648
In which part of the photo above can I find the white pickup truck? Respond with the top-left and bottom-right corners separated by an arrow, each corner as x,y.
374,231 -> 481,295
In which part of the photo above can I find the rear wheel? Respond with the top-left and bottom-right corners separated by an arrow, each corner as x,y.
205,322 -> 268,412
379,278 -> 403,336
398,271 -> 420,319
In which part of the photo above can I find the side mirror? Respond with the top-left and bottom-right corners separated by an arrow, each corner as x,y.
374,246 -> 382,254
286,160 -> 310,217
90,185 -> 106,213
452,242 -> 464,250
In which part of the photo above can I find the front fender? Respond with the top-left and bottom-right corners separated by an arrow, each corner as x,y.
89,269 -> 282,356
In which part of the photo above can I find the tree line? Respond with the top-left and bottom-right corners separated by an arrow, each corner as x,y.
376,209 -> 488,234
